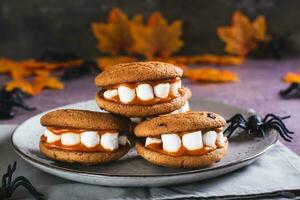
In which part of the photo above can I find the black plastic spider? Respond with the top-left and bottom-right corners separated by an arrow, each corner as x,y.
0,88 -> 35,119
0,162 -> 44,199
224,113 -> 294,142
280,83 -> 300,99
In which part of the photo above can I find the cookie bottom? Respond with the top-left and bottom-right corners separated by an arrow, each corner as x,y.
135,141 -> 228,168
40,141 -> 130,165
95,87 -> 192,117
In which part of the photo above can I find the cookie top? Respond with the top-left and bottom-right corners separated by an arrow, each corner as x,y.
95,61 -> 183,87
134,111 -> 226,137
41,109 -> 131,131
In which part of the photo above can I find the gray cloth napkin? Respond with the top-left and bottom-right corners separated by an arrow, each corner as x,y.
1,125 -> 300,200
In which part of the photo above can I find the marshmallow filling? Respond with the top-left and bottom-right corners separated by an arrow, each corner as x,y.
41,128 -> 129,152
140,128 -> 226,156
100,77 -> 184,105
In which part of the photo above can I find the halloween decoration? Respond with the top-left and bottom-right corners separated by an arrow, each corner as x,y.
0,88 -> 35,119
280,83 -> 300,99
61,60 -> 100,80
224,113 -> 293,142
0,162 -> 44,199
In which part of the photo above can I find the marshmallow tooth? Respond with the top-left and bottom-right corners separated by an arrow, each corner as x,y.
44,129 -> 61,143
130,117 -> 143,123
216,131 -> 226,147
101,132 -> 119,151
170,80 -> 182,96
182,131 -> 203,150
61,133 -> 80,146
136,84 -> 154,101
118,135 -> 129,146
161,134 -> 181,152
118,86 -> 136,104
202,131 -> 217,147
80,131 -> 100,148
103,89 -> 118,99
145,137 -> 162,146
154,83 -> 170,98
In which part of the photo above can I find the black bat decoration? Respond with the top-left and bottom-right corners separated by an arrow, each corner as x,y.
0,162 -> 44,200
224,113 -> 294,142
280,83 -> 300,99
0,88 -> 35,119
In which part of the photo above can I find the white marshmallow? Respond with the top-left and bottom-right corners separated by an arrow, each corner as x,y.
136,84 -> 154,101
182,131 -> 203,150
170,80 -> 181,96
161,134 -> 181,152
178,101 -> 190,113
202,131 -> 217,147
216,131 -> 226,147
118,135 -> 128,146
145,137 -> 162,146
101,132 -> 119,151
80,131 -> 100,148
61,133 -> 80,146
118,86 -> 136,104
130,117 -> 143,123
44,129 -> 61,143
103,89 -> 118,99
154,83 -> 170,98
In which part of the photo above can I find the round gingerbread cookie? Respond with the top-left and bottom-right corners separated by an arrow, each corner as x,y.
134,111 -> 226,137
41,109 -> 131,131
95,61 -> 183,87
136,141 -> 228,168
40,141 -> 130,165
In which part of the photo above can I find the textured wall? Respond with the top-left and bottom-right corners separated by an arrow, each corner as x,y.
0,0 -> 300,59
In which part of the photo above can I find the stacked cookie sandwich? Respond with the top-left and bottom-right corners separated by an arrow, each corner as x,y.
40,61 -> 228,168
94,61 -> 191,123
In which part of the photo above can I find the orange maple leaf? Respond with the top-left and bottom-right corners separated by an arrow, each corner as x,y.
218,11 -> 271,57
91,8 -> 141,56
131,12 -> 183,59
283,70 -> 300,84
184,67 -> 239,82
5,79 -> 35,95
32,75 -> 64,95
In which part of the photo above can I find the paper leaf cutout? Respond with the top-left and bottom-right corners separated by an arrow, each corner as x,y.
218,11 -> 271,57
97,56 -> 137,70
32,75 -> 64,95
184,68 -> 239,82
5,79 -> 35,95
131,12 -> 183,59
171,55 -> 244,66
283,71 -> 300,84
91,8 -> 140,55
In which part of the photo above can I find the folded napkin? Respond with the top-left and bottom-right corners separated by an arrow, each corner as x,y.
1,125 -> 299,200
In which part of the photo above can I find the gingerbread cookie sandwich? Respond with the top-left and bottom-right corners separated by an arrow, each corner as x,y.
95,61 -> 191,118
40,109 -> 131,165
134,112 -> 228,168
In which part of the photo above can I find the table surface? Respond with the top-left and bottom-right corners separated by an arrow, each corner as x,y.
1,58 -> 299,155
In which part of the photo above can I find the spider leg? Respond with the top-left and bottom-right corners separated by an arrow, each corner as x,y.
226,123 -> 247,139
267,120 -> 294,135
280,83 -> 300,99
263,113 -> 290,122
11,177 -> 44,200
226,114 -> 247,124
265,123 -> 293,142
2,162 -> 16,189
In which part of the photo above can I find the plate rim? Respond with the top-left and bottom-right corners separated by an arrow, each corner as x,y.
11,99 -> 278,178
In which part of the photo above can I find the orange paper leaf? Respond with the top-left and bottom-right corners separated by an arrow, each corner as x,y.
131,12 -> 183,59
184,68 -> 239,82
283,71 -> 300,84
91,8 -> 140,55
5,79 -> 35,95
32,75 -> 64,95
217,11 -> 271,57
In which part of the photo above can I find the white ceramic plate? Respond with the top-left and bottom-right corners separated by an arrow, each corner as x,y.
11,100 -> 277,187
